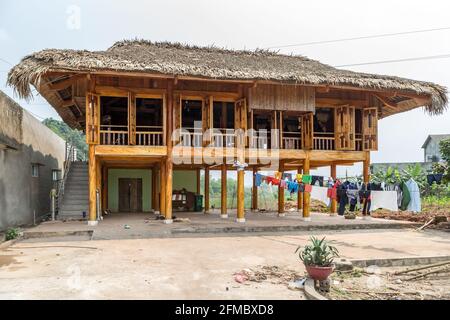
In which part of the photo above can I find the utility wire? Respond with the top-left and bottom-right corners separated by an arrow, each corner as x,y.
0,57 -> 13,65
334,53 -> 450,68
265,26 -> 450,49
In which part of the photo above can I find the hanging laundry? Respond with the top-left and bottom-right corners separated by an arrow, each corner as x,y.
346,190 -> 359,212
274,172 -> 282,179
304,184 -> 312,193
337,184 -> 349,216
287,180 -> 299,193
311,186 -> 330,206
255,173 -> 263,187
399,181 -> 411,211
427,174 -> 443,185
302,175 -> 312,185
406,179 -> 421,213
298,183 -> 305,193
282,173 -> 293,181
311,176 -> 324,187
280,180 -> 287,189
296,174 -> 303,182
370,191 -> 399,212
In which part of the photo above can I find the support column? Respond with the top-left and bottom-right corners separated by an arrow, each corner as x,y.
251,167 -> 258,212
204,167 -> 210,214
164,81 -> 174,224
330,163 -> 337,216
196,168 -> 201,195
278,165 -> 285,217
96,160 -> 102,219
297,167 -> 303,213
165,159 -> 173,223
302,155 -> 311,221
101,165 -> 108,213
363,151 -> 371,184
221,164 -> 228,218
236,168 -> 245,223
88,144 -> 98,226
159,161 -> 166,216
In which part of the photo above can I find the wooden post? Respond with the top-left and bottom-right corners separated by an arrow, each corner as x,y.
196,168 -> 201,195
204,167 -> 210,214
164,81 -> 174,223
363,151 -> 371,183
160,161 -> 166,216
302,154 -> 311,221
165,159 -> 173,222
330,164 -> 337,215
221,164 -> 228,218
88,144 -> 97,225
278,164 -> 285,216
96,160 -> 102,217
297,167 -> 303,213
251,167 -> 258,212
236,169 -> 245,223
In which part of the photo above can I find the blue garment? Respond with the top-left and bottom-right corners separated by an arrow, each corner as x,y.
255,173 -> 263,187
282,173 -> 293,181
287,180 -> 299,194
405,179 -> 421,213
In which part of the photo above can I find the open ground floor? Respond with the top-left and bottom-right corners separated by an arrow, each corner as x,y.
1,228 -> 449,299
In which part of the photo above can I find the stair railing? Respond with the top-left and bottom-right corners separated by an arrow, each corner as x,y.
55,143 -> 76,215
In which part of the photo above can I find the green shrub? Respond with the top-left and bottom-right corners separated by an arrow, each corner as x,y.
5,228 -> 19,241
295,236 -> 339,267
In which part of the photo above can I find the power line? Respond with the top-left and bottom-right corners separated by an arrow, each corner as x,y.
265,26 -> 450,49
334,53 -> 450,68
0,57 -> 13,66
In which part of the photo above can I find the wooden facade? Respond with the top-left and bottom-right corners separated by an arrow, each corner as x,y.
69,73 -> 388,224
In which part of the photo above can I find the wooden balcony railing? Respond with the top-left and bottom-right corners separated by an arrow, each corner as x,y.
136,126 -> 163,146
283,132 -> 301,149
211,130 -> 236,148
355,133 -> 363,151
100,125 -> 128,145
313,132 -> 335,150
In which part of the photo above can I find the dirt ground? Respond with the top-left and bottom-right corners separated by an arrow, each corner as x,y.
326,263 -> 450,300
1,229 -> 450,299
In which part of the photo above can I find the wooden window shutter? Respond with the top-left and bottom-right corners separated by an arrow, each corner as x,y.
234,98 -> 247,147
334,106 -> 355,150
301,112 -> 313,150
128,92 -> 136,145
362,107 -> 378,151
85,93 -> 100,144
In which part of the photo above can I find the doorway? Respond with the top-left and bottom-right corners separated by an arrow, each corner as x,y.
118,178 -> 143,212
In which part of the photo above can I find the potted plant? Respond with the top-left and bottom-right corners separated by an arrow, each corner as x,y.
295,236 -> 339,281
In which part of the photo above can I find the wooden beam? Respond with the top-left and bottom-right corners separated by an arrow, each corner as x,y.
160,161 -> 166,216
95,145 -> 167,157
164,80 -> 174,223
363,151 -> 371,183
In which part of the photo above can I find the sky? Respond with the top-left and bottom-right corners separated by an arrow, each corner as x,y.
0,0 -> 449,181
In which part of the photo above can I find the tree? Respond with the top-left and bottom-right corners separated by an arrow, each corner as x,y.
42,118 -> 88,160
437,138 -> 450,183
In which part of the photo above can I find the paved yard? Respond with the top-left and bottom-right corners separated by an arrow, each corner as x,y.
1,229 -> 449,300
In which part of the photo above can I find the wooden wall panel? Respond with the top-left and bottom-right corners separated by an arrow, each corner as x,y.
301,112 -> 313,150
362,108 -> 378,151
249,84 -> 315,112
85,93 -> 100,144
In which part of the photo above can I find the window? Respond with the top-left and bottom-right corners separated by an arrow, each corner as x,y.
52,169 -> 62,181
31,164 -> 39,177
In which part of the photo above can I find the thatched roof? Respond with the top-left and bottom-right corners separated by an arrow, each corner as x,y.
7,40 -> 448,116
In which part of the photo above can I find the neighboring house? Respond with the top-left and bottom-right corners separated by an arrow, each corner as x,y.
7,40 -> 447,225
0,90 -> 66,231
422,134 -> 450,162
371,134 -> 450,174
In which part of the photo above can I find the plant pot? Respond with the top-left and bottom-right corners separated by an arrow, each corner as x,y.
305,265 -> 334,281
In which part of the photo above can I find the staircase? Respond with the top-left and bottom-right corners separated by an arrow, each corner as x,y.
59,161 -> 89,219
